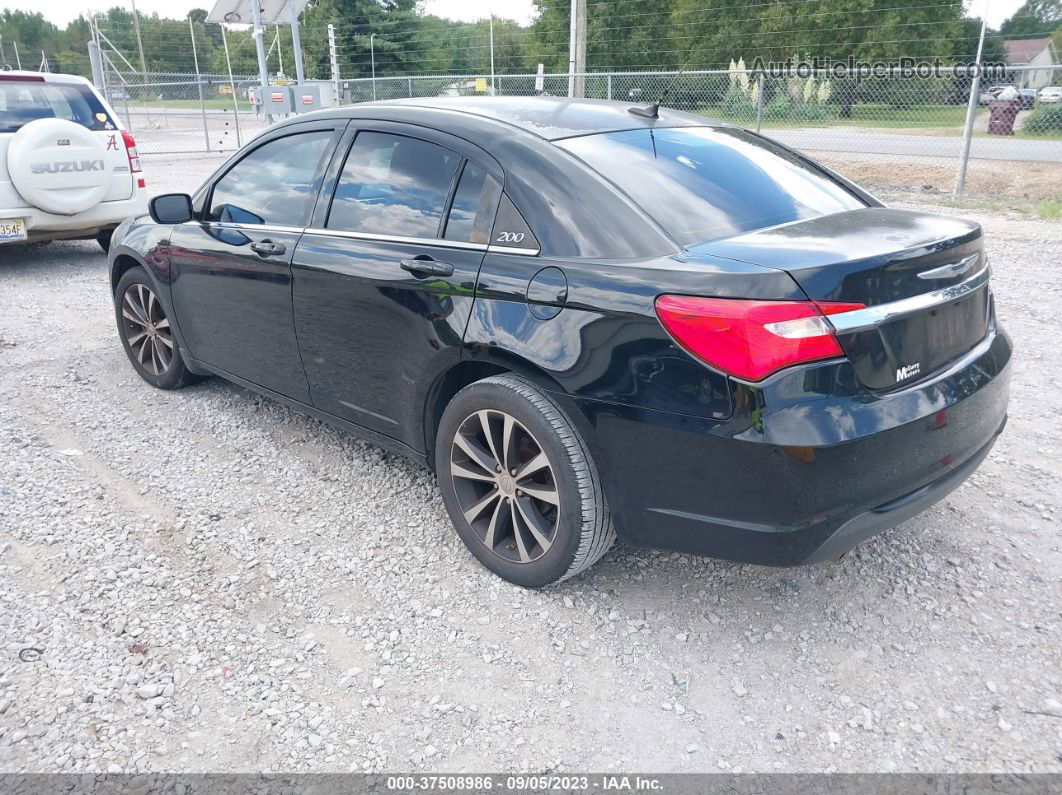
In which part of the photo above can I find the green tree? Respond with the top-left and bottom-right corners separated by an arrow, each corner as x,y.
1000,0 -> 1061,39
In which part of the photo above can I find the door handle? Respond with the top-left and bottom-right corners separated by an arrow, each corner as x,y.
250,240 -> 286,257
400,258 -> 454,277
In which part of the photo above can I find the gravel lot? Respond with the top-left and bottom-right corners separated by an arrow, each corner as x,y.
0,155 -> 1060,775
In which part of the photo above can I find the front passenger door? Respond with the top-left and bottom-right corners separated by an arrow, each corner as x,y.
169,125 -> 340,402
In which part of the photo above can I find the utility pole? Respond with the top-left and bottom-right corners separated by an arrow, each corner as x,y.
289,2 -> 305,84
489,15 -> 496,95
249,0 -> 272,122
328,24 -> 341,105
955,13 -> 987,200
189,17 -> 210,152
129,0 -> 148,73
370,33 -> 377,101
567,0 -> 586,98
221,23 -> 242,147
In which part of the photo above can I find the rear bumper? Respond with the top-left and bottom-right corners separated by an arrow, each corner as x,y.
573,327 -> 1012,566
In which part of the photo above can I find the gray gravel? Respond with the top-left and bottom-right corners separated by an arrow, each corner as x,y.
0,154 -> 1059,774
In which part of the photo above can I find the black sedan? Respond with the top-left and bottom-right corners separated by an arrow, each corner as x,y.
108,97 -> 1011,587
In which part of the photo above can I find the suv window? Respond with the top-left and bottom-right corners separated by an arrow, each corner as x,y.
0,81 -> 116,133
557,127 -> 866,245
328,131 -> 460,239
443,162 -> 501,244
208,131 -> 333,226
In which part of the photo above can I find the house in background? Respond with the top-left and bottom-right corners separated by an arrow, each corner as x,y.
1004,38 -> 1060,89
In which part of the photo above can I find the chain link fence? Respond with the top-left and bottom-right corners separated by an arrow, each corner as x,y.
107,64 -> 1061,199
101,70 -> 272,155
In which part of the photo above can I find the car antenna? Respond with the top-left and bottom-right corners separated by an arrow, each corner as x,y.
628,46 -> 708,119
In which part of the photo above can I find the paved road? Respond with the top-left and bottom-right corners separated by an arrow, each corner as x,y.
767,127 -> 1062,162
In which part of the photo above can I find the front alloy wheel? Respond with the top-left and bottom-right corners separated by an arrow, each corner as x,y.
113,265 -> 199,390
120,282 -> 173,376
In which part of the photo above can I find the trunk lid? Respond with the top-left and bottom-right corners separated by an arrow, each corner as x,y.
691,208 -> 991,390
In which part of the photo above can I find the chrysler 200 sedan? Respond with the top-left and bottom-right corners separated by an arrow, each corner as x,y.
108,97 -> 1011,587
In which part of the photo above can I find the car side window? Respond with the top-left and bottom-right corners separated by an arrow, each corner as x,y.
490,194 -> 540,253
207,131 -> 333,227
327,131 -> 460,239
443,162 -> 502,244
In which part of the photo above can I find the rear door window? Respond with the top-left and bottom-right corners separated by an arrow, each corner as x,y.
0,81 -> 116,133
557,126 -> 866,245
443,162 -> 501,244
207,131 -> 333,226
327,131 -> 461,239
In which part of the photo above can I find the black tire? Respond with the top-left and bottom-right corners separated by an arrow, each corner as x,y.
436,374 -> 615,587
114,266 -> 199,390
97,230 -> 113,253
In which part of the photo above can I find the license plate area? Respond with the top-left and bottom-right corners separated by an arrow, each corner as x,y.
841,286 -> 990,390
0,219 -> 27,244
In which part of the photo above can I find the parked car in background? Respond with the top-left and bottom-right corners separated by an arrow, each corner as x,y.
107,97 -> 1011,587
1017,88 -> 1038,109
0,71 -> 147,250
1038,86 -> 1062,104
979,85 -> 1008,104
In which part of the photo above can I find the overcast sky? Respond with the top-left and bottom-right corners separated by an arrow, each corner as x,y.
1,0 -> 1027,33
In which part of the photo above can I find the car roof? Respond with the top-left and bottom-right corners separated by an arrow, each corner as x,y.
0,70 -> 91,86
354,96 -> 727,141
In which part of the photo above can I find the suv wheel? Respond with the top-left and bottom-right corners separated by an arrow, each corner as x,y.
97,230 -> 114,252
436,374 -> 615,587
114,266 -> 199,389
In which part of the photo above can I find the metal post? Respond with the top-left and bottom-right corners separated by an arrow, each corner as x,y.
249,0 -> 272,123
408,76 -> 413,98
489,15 -> 496,95
328,24 -> 341,105
567,0 -> 586,98
14,41 -> 21,70
130,0 -> 148,73
189,18 -> 210,153
221,23 -> 242,148
88,41 -> 105,89
289,3 -> 305,85
607,73 -> 612,101
370,33 -> 377,101
955,16 -> 987,200
755,73 -> 765,132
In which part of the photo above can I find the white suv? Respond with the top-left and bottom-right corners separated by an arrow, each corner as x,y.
1,71 -> 148,250
1039,86 -> 1062,104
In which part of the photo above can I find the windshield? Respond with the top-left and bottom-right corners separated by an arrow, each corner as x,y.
557,126 -> 866,245
0,81 -> 116,134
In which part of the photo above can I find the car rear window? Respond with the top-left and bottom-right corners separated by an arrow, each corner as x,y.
0,81 -> 116,134
556,126 -> 866,245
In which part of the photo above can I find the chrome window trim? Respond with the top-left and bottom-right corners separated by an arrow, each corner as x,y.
303,227 -> 488,251
487,244 -> 540,257
206,222 -> 307,234
828,266 -> 990,334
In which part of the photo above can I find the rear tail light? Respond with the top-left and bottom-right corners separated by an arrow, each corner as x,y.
122,131 -> 142,174
655,295 -> 865,382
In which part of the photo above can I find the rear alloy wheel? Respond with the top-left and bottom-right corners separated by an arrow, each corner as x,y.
436,374 -> 615,587
114,265 -> 198,390
451,409 -> 560,565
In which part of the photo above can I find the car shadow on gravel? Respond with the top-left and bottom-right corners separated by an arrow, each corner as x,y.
181,374 -> 934,609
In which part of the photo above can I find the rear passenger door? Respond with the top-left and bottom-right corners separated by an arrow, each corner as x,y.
291,122 -> 502,449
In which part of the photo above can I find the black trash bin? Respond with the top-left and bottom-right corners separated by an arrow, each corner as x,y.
987,99 -> 1020,135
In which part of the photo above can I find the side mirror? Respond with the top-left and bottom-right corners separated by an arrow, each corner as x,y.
149,193 -> 194,225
